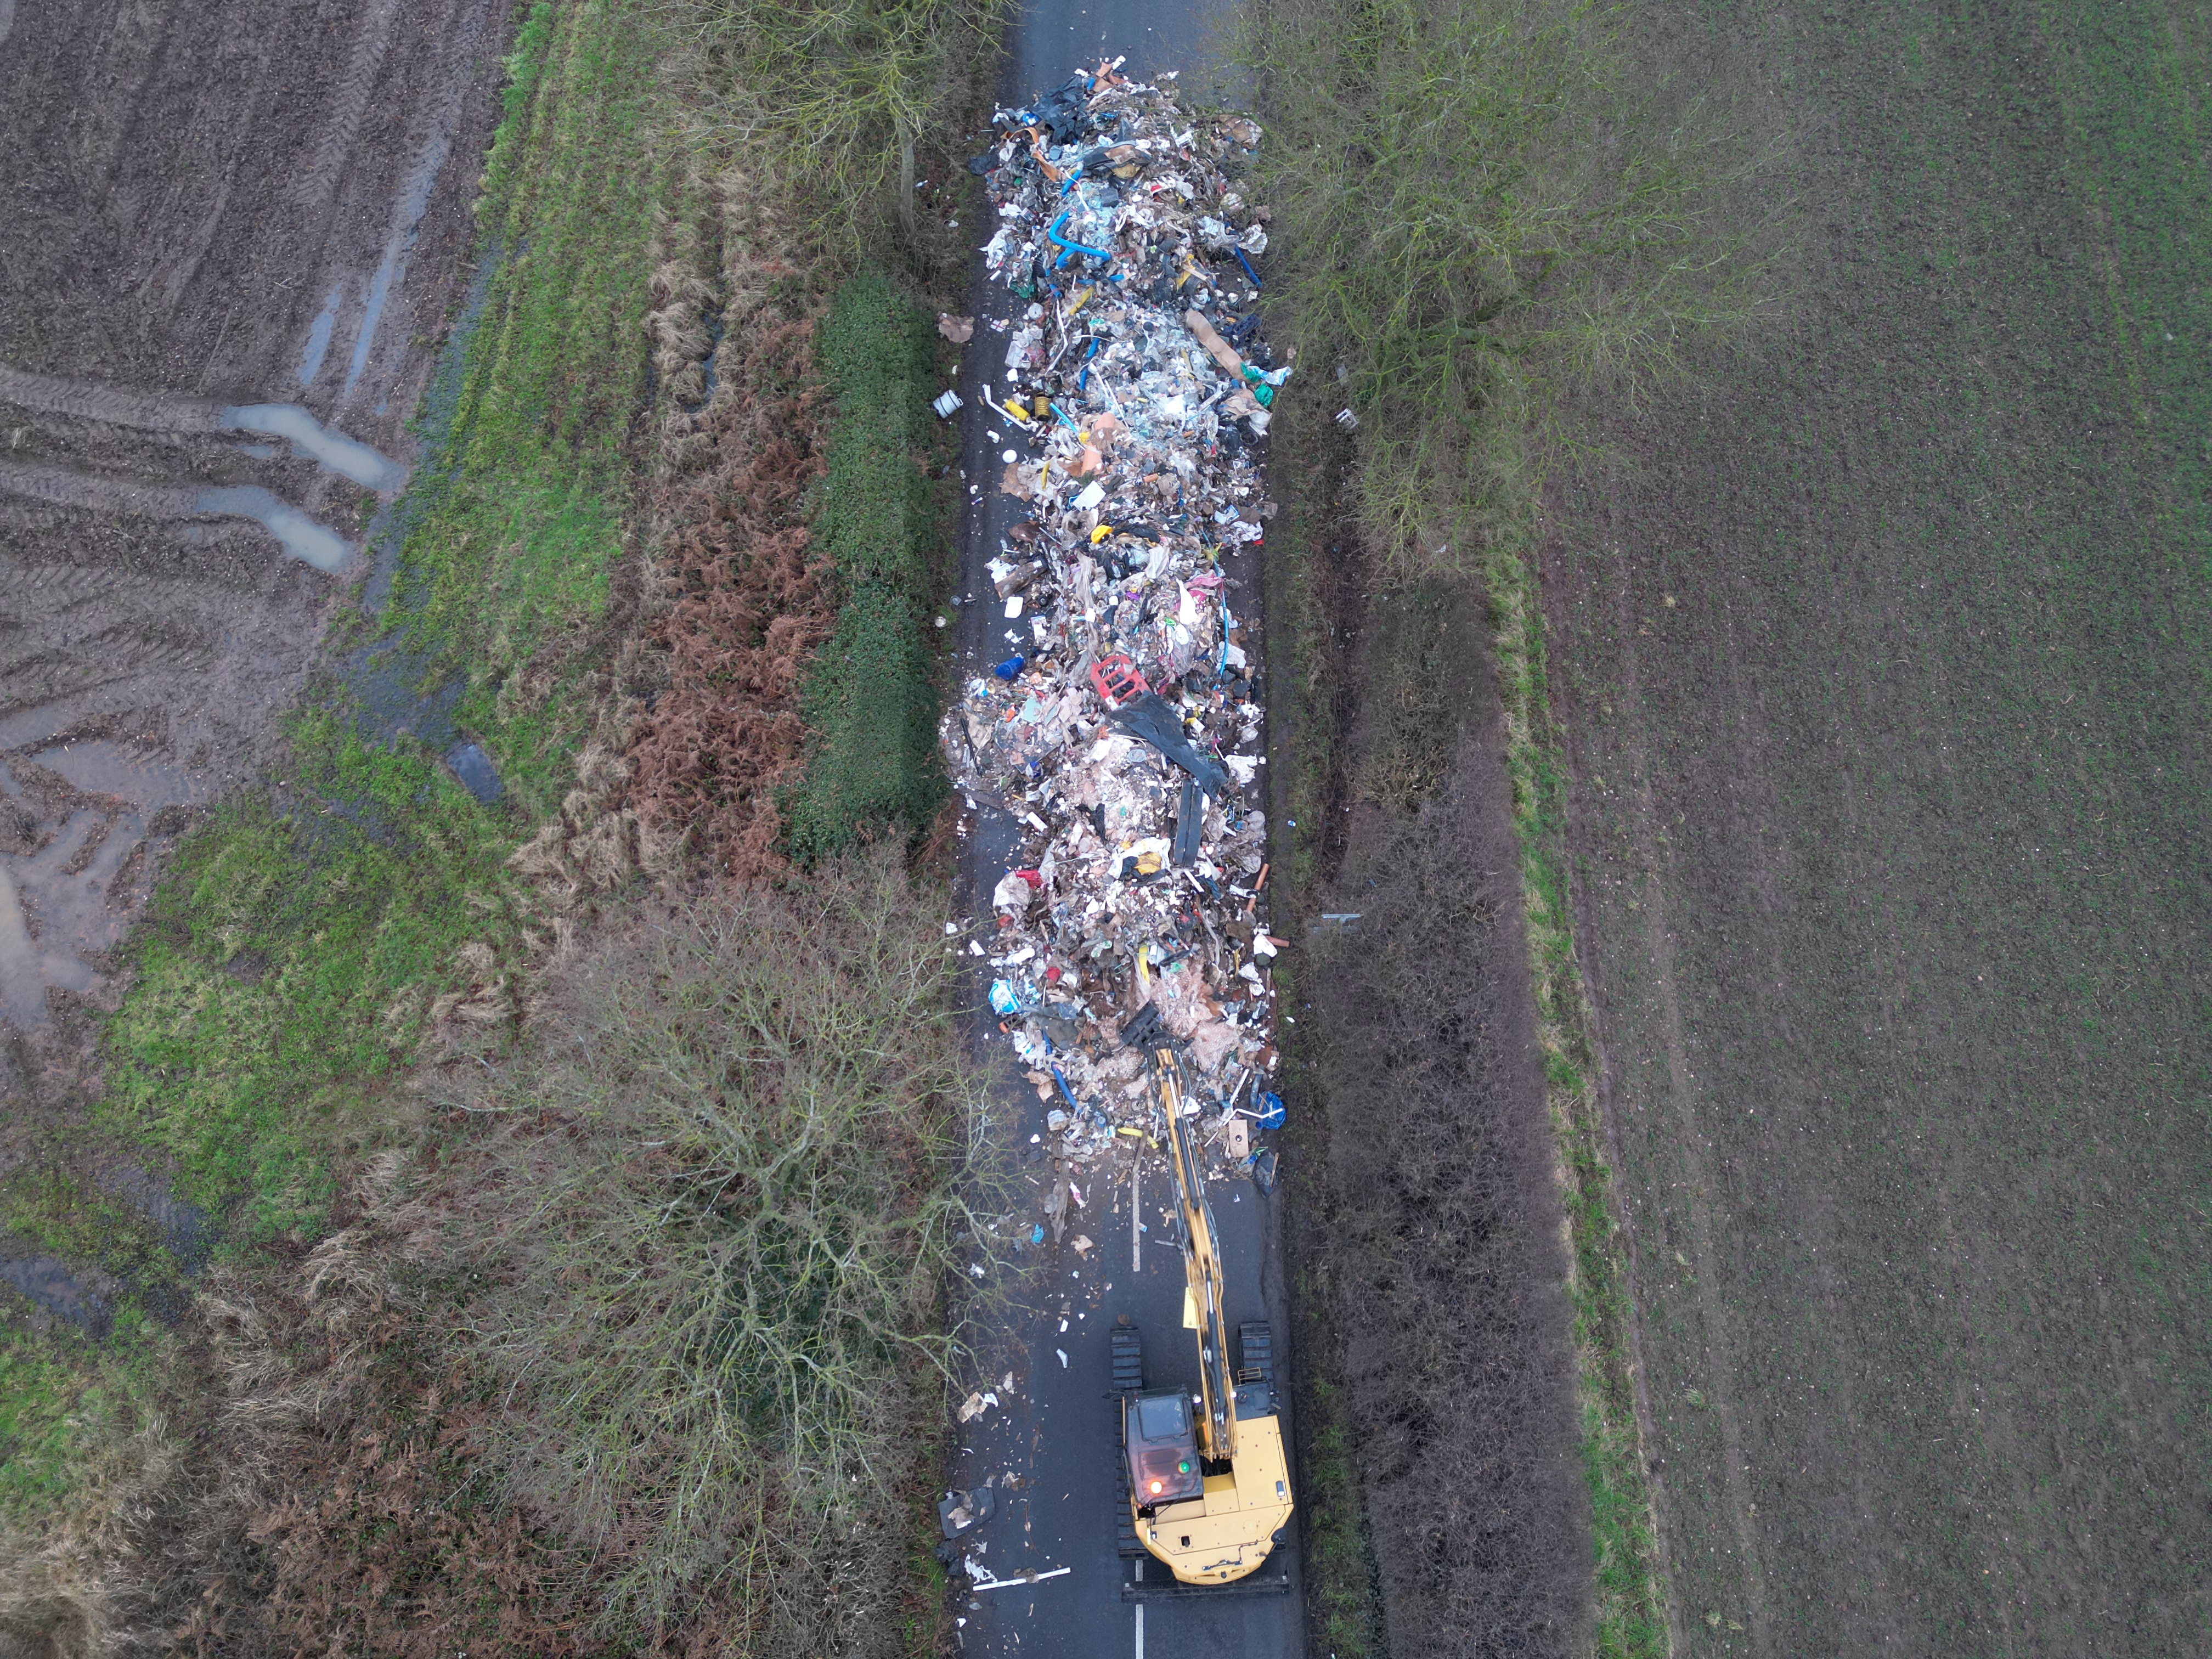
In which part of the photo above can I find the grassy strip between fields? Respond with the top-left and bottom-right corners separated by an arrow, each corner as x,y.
785,271 -> 953,860
1482,513 -> 1671,1658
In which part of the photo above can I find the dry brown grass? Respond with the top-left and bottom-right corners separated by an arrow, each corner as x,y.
618,146 -> 844,884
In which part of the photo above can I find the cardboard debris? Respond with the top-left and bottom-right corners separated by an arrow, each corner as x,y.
949,63 -> 1286,1197
957,1389 -> 1002,1423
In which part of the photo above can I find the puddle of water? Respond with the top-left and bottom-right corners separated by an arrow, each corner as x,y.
195,484 -> 352,570
0,863 -> 95,1028
344,233 -> 404,397
281,786 -> 402,855
221,402 -> 407,492
0,747 -> 217,1032
97,1164 -> 214,1274
443,740 -> 504,804
0,1255 -> 109,1335
346,638 -> 464,748
0,1165 -> 211,1333
298,284 -> 343,386
343,128 -> 456,398
30,738 -> 217,808
360,242 -> 507,617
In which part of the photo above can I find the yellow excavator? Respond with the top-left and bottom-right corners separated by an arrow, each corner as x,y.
1112,1009 -> 1294,1585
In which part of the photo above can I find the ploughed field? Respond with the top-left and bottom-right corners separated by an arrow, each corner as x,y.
1546,4 -> 2208,1654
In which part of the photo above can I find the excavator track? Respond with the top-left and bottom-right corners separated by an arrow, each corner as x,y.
1111,1321 -> 1147,1555
1111,1322 -> 1146,1394
1237,1321 -> 1274,1385
1114,1441 -> 1147,1558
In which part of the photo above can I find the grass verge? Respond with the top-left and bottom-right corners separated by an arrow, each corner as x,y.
1482,511 -> 1669,1657
783,271 -> 952,860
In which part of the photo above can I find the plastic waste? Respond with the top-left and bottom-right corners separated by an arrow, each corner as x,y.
944,63 -> 1289,1214
939,1485 -> 997,1538
1108,691 -> 1233,798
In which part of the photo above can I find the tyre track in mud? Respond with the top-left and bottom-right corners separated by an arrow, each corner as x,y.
1599,555 -> 1778,1656
0,363 -> 409,489
0,364 -> 227,433
290,0 -> 409,213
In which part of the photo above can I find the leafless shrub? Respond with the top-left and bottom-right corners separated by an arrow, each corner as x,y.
435,847 -> 999,1646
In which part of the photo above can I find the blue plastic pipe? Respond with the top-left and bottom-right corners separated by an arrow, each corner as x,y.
1047,211 -> 1113,270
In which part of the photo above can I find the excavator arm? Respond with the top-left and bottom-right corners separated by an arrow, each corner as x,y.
1154,1045 -> 1240,1462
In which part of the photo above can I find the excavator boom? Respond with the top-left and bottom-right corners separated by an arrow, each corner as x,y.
1156,1050 -> 1237,1460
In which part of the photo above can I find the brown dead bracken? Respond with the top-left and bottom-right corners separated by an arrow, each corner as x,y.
623,317 -> 834,881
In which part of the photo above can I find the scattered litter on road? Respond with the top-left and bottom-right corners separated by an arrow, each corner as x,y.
948,61 -> 1289,1206
958,1389 -> 1002,1423
967,1564 -> 1073,1592
939,1484 -> 997,1538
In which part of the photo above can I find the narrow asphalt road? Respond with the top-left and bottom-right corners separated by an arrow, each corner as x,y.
941,7 -> 1302,1659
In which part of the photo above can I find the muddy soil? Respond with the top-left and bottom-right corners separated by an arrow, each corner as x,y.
0,0 -> 510,1072
1265,388 -> 1588,1659
1545,5 -> 2209,1654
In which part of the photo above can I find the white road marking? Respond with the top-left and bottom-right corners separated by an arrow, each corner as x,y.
1134,1602 -> 1144,1659
1131,1163 -> 1142,1273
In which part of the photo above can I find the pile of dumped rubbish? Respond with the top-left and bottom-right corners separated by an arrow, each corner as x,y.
942,61 -> 1288,1209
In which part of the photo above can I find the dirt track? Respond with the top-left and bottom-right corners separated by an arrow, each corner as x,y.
0,0 -> 506,1064
1546,5 -> 2209,1652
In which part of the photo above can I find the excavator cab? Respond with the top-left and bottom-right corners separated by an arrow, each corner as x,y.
1124,1390 -> 1204,1509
